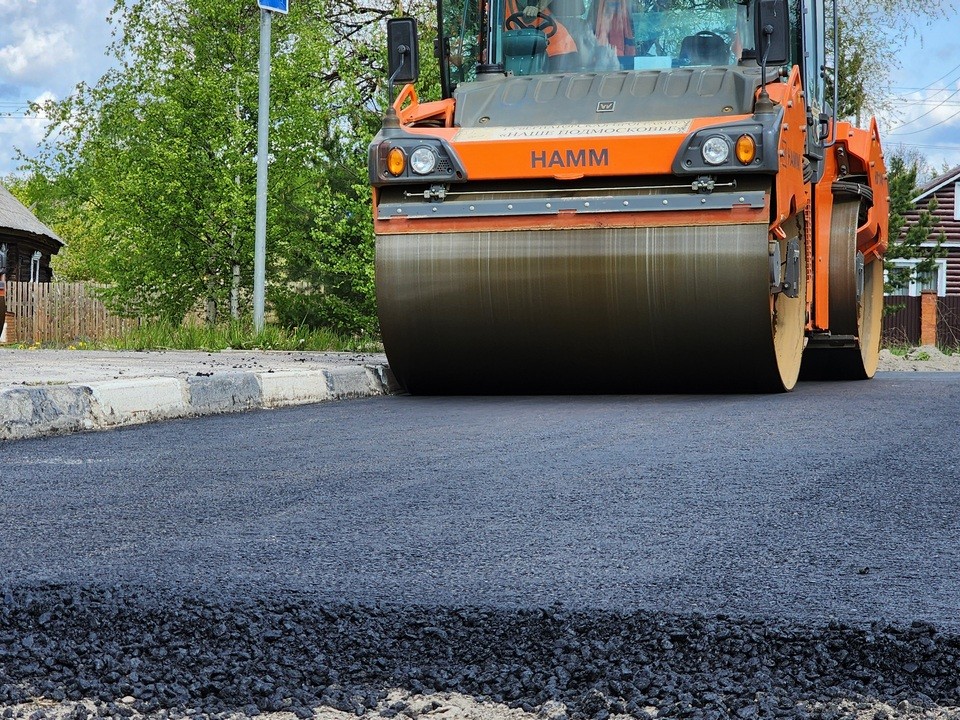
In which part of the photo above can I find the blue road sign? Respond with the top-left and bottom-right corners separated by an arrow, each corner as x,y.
258,0 -> 288,13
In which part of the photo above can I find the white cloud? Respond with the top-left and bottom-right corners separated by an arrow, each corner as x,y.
0,0 -> 113,174
0,1 -> 114,88
0,0 -> 38,10
0,22 -> 77,83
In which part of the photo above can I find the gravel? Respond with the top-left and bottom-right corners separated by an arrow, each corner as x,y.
877,347 -> 960,372
1,585 -> 960,719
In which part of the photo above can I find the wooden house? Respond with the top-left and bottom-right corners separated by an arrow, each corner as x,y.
894,165 -> 960,296
0,184 -> 63,283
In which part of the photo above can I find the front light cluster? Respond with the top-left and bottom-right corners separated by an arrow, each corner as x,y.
387,146 -> 439,176
700,134 -> 757,166
376,139 -> 460,182
671,121 -> 776,176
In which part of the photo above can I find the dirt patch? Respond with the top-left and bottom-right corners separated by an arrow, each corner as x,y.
878,346 -> 960,372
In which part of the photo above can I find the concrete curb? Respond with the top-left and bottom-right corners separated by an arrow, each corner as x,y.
0,363 -> 399,441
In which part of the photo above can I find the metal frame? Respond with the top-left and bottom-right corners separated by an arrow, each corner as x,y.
378,190 -> 766,219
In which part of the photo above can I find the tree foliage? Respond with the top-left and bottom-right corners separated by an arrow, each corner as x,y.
884,151 -> 946,294
832,0 -> 952,123
18,0 -> 425,333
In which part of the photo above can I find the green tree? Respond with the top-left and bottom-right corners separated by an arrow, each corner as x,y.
831,0 -> 953,124
19,0 -> 420,334
267,4 -> 442,335
884,151 -> 946,294
26,3 -> 263,322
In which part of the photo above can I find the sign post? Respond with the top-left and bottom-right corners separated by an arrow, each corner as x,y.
253,0 -> 288,332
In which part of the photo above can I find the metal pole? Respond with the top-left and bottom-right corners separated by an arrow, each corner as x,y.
253,8 -> 271,332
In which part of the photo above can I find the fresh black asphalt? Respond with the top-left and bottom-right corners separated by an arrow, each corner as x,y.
0,373 -> 959,718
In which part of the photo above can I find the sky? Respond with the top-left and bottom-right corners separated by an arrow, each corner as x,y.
882,7 -> 960,178
0,0 -> 117,177
1,1 -> 960,179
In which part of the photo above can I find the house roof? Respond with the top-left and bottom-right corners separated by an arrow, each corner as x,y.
0,184 -> 63,246
914,165 -> 960,203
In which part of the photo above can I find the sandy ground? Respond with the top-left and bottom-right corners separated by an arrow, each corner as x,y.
877,346 -> 960,372
4,690 -> 960,720
0,349 -> 387,387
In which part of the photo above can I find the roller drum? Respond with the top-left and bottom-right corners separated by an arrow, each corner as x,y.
377,220 -> 802,393
800,197 -> 883,381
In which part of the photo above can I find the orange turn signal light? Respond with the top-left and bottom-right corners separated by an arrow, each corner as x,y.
735,134 -> 756,165
387,147 -> 406,176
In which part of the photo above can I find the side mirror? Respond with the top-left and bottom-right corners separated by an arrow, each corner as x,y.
755,0 -> 790,66
387,17 -> 420,84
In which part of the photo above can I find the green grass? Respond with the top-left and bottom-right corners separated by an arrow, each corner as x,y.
883,343 -> 960,358
884,344 -> 912,357
4,321 -> 382,353
104,321 -> 382,353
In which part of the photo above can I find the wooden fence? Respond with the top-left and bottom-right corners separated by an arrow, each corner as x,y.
3,282 -> 138,345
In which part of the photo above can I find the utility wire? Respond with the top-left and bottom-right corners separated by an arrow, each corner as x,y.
887,84 -> 960,132
891,85 -> 960,93
888,99 -> 960,106
894,142 -> 960,150
888,103 -> 960,136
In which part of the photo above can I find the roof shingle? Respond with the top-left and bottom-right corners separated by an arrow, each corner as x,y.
0,184 -> 62,245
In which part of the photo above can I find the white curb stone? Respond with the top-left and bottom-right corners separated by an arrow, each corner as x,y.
258,370 -> 333,407
0,386 -> 93,440
323,365 -> 382,399
187,372 -> 261,412
1,362 -> 396,441
85,377 -> 189,427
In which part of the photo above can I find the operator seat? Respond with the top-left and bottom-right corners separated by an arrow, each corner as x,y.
679,31 -> 730,65
502,29 -> 549,75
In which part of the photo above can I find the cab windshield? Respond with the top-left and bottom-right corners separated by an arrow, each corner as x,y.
442,0 -> 757,87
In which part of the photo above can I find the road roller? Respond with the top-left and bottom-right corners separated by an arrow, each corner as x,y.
368,0 -> 888,393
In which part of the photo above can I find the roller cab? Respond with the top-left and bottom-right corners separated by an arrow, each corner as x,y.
368,0 -> 888,393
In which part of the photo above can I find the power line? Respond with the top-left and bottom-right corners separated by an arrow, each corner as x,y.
888,104 -> 960,136
886,84 -> 960,132
891,141 -> 960,150
891,85 -> 960,94
888,99 -> 960,107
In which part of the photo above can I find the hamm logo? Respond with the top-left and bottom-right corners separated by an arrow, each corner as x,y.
531,148 -> 609,169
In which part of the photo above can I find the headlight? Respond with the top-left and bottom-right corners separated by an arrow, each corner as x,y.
410,147 -> 438,175
701,136 -> 730,165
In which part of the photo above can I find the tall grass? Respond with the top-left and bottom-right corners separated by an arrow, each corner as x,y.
99,321 -> 382,353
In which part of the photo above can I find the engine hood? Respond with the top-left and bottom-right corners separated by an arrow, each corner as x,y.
453,67 -> 769,128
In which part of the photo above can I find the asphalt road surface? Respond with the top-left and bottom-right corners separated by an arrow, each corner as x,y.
1,373 -> 959,718
3,372 -> 959,623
